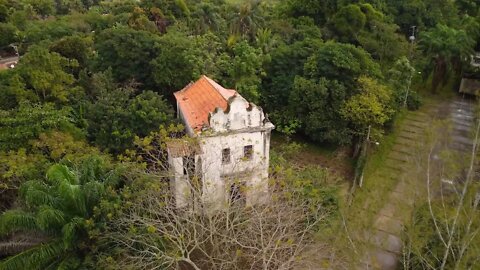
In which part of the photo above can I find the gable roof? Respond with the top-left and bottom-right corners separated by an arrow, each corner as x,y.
174,75 -> 237,133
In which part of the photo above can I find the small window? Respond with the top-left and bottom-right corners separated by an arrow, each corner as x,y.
222,148 -> 231,164
182,155 -> 195,176
244,145 -> 253,160
230,182 -> 246,205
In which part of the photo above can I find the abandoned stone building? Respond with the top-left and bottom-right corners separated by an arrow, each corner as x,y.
167,75 -> 274,208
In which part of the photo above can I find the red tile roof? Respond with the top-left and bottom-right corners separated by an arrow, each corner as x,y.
174,75 -> 237,133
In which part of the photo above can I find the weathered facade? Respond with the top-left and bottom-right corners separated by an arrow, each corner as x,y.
168,75 -> 274,208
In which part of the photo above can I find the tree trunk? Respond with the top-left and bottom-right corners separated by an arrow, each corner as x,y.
432,57 -> 447,93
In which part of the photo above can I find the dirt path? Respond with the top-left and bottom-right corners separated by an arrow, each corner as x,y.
358,96 -> 476,269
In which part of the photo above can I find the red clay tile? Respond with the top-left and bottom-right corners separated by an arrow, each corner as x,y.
174,75 -> 237,133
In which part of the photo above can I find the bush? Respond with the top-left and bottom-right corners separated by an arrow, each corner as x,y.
407,91 -> 422,110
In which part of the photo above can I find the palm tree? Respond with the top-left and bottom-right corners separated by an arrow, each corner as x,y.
191,2 -> 222,34
419,24 -> 475,93
0,156 -> 119,270
255,28 -> 275,54
230,0 -> 265,40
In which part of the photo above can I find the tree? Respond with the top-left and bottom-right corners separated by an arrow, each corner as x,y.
107,184 -> 327,270
22,18 -> 76,44
356,4 -> 408,65
141,0 -> 190,20
302,41 -> 381,88
50,35 -> 93,67
102,129 -> 337,270
387,57 -> 420,110
25,0 -> 56,18
0,149 -> 45,211
341,76 -> 393,136
84,76 -> 174,153
287,41 -> 381,144
230,0 -> 265,40
190,1 -> 224,34
227,41 -> 264,103
94,26 -> 160,89
150,31 -> 197,95
387,0 -> 458,35
127,6 -> 157,32
128,90 -> 175,138
0,72 -> 32,110
0,102 -> 72,152
16,46 -> 80,103
281,0 -> 337,25
184,32 -> 231,81
0,0 -> 8,22
261,38 -> 322,112
0,23 -> 17,48
0,157 -> 122,270
331,4 -> 366,42
419,24 -> 475,93
56,0 -> 86,15
0,131 -> 102,211
456,0 -> 480,16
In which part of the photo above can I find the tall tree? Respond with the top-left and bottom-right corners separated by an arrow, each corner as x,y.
0,102 -> 72,151
288,41 -> 381,144
16,46 -> 80,103
341,76 -> 393,140
227,41 -> 264,103
84,72 -> 174,154
419,24 -> 475,93
0,23 -> 18,48
387,57 -> 419,109
230,0 -> 265,40
94,26 -> 160,89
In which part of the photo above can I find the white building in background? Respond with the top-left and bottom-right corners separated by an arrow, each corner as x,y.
167,75 -> 274,208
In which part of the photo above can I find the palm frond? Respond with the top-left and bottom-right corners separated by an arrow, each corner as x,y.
0,210 -> 37,236
78,155 -> 104,185
58,182 -> 87,216
61,217 -> 84,249
103,167 -> 123,187
82,181 -> 105,211
47,164 -> 77,186
20,181 -> 55,209
57,254 -> 81,270
0,240 -> 65,270
35,206 -> 66,233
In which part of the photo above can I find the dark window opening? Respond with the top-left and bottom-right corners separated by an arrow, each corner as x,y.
182,155 -> 195,176
230,182 -> 246,205
222,148 -> 231,164
244,145 -> 253,160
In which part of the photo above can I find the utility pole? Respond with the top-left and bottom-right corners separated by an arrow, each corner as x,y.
405,26 -> 417,108
408,26 -> 416,59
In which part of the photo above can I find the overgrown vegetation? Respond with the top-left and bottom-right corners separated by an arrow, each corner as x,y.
0,0 -> 479,269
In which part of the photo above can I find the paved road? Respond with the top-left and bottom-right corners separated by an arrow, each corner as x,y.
0,56 -> 19,70
359,96 -> 476,269
0,56 -> 19,64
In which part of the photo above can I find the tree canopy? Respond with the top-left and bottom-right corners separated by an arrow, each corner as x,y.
0,0 -> 478,268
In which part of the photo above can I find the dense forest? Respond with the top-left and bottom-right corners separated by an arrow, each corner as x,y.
0,0 -> 479,269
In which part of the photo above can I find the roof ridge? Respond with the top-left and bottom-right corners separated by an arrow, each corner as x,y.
201,75 -> 227,104
202,75 -> 226,99
178,81 -> 194,93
